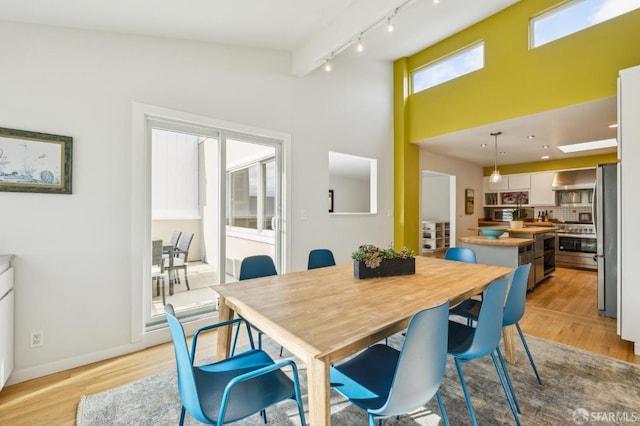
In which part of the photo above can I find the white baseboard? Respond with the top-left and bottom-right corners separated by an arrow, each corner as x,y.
6,341 -> 146,386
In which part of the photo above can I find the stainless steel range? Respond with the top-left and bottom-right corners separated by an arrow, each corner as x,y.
555,222 -> 597,270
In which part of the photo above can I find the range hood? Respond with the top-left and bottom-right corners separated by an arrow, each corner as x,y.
551,168 -> 596,191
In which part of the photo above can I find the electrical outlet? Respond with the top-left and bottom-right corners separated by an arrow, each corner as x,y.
30,330 -> 44,348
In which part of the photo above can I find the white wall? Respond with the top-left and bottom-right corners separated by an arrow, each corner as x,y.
329,175 -> 370,213
421,173 -> 450,221
420,150 -> 484,242
0,22 -> 394,383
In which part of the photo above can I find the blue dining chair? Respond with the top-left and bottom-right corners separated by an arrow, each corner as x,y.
451,263 -> 542,414
448,278 -> 521,426
231,255 -> 278,356
330,301 -> 451,426
238,255 -> 277,280
445,247 -> 480,322
164,304 -> 307,425
444,247 -> 477,263
307,249 -> 336,269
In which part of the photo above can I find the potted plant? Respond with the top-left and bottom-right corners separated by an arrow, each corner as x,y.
509,192 -> 528,229
351,244 -> 416,279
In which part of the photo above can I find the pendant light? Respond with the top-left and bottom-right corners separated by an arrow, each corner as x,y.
489,131 -> 503,183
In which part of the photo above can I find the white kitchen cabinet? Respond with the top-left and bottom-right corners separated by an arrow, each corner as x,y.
529,171 -> 556,206
507,173 -> 531,190
619,65 -> 640,353
483,173 -> 531,206
0,257 -> 14,392
485,176 -> 508,191
421,221 -> 450,253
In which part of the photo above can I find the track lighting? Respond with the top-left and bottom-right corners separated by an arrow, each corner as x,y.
317,0 -> 431,73
355,35 -> 364,53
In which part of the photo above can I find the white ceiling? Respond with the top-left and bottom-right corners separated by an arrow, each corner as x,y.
416,97 -> 618,167
0,0 -> 618,166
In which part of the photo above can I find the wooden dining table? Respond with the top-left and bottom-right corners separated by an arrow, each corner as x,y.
213,256 -> 513,425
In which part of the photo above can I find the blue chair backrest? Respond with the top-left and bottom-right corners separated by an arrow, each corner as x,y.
503,263 -> 532,326
460,278 -> 508,359
307,249 -> 336,269
239,255 -> 277,280
444,247 -> 477,263
370,301 -> 450,416
164,304 -> 208,423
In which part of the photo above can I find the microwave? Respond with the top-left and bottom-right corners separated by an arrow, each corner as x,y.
492,208 -> 513,222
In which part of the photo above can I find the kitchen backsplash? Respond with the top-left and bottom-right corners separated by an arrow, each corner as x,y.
534,206 -> 592,223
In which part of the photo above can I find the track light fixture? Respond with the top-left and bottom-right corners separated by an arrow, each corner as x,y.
324,58 -> 332,72
386,17 -> 395,32
355,34 -> 364,52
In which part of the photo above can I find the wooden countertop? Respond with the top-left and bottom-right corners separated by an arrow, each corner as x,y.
507,227 -> 558,234
478,220 -> 556,227
459,236 -> 535,246
469,226 -> 557,234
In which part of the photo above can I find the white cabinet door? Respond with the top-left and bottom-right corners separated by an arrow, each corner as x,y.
508,173 -> 530,190
530,172 -> 556,206
619,65 -> 640,346
486,176 -> 508,191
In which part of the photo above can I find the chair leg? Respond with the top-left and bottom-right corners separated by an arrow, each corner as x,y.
490,352 -> 521,426
367,413 -> 375,426
453,358 -> 479,426
183,266 -> 190,290
230,321 -> 241,356
179,406 -> 186,425
161,277 -> 166,306
436,390 -> 450,426
496,347 -> 521,413
516,322 -> 543,385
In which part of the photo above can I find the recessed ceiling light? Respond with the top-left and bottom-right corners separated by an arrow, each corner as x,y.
499,151 -> 506,155
541,155 -> 550,159
480,143 -> 487,147
557,138 -> 618,153
609,123 -> 618,128
527,135 -> 535,139
542,145 -> 550,149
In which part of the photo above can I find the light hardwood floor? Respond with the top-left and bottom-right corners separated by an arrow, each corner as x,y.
0,266 -> 637,425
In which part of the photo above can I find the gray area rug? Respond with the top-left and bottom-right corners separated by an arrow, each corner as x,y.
77,334 -> 640,425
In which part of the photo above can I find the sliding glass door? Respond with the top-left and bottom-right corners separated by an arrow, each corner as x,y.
145,118 -> 283,328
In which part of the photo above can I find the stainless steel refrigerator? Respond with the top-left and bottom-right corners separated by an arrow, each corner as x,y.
594,163 -> 617,318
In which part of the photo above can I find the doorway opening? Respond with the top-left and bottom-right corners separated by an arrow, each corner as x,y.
420,171 -> 456,255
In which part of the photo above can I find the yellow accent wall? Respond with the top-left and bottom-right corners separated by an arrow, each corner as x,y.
394,0 -> 640,250
481,153 -> 618,176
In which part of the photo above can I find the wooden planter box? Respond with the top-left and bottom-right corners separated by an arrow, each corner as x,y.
353,257 -> 416,279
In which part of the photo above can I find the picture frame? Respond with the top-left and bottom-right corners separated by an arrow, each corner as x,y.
0,127 -> 72,194
465,188 -> 474,215
329,189 -> 334,213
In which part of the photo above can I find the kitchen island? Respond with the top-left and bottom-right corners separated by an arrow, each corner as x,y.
468,225 -> 557,287
459,235 -> 536,289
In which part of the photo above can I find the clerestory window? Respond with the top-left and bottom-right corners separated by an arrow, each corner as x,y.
531,0 -> 640,48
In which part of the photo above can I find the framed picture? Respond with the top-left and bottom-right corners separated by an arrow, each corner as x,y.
329,189 -> 334,213
465,188 -> 474,215
0,127 -> 72,194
